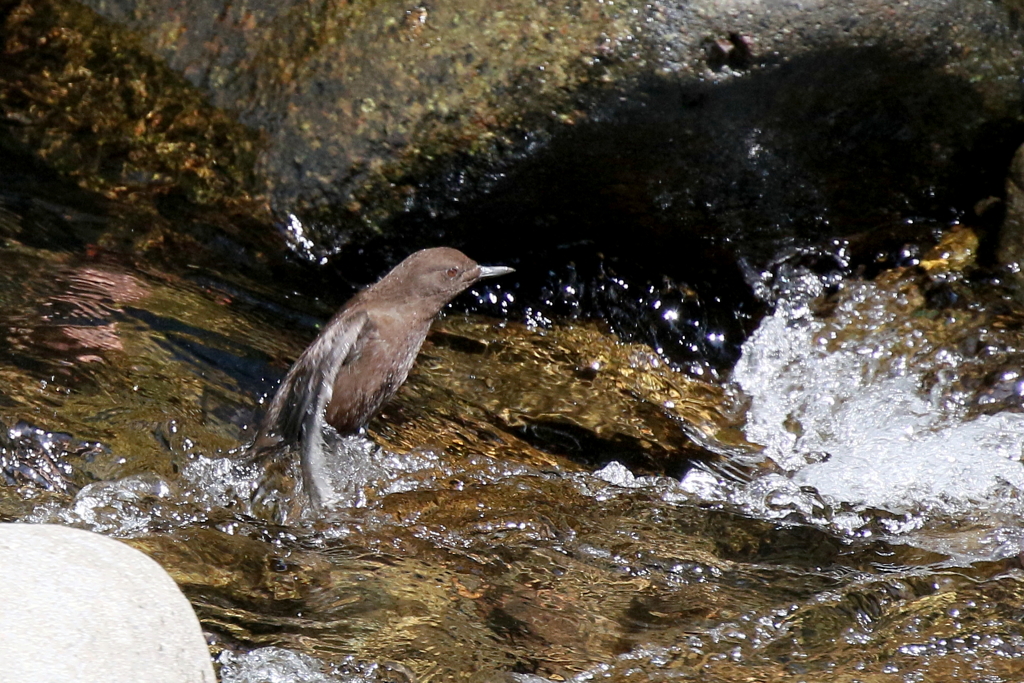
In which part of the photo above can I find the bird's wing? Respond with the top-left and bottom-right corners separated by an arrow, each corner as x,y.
259,309 -> 370,445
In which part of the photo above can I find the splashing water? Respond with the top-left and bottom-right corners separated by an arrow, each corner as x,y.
731,272 -> 1024,525
219,647 -> 394,683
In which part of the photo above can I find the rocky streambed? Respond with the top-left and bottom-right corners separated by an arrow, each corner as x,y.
5,0 -> 1024,680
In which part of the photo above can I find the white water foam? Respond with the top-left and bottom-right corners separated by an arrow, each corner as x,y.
732,276 -> 1024,517
218,647 -> 385,683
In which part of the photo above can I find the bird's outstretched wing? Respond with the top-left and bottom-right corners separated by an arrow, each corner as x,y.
253,310 -> 371,512
257,309 -> 370,448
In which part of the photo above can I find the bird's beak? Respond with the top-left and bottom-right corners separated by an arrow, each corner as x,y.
477,265 -> 515,280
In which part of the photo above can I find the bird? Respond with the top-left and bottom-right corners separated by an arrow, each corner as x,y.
253,247 -> 514,510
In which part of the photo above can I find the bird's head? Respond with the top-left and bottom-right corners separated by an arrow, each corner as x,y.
377,247 -> 514,311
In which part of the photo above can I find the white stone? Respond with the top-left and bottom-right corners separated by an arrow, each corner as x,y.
0,523 -> 215,683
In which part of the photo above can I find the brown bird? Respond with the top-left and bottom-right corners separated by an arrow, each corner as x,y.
255,247 -> 514,509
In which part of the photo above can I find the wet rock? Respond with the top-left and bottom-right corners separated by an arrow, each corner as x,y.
69,0 -> 1024,247
3,0 -> 1022,261
0,523 -> 215,683
997,143 -> 1024,277
5,0 -> 1024,373
0,0 -> 280,274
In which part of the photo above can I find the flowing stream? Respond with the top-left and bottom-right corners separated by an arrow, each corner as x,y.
4,185 -> 1024,683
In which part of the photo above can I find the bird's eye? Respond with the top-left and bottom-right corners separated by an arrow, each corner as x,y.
446,267 -> 459,278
